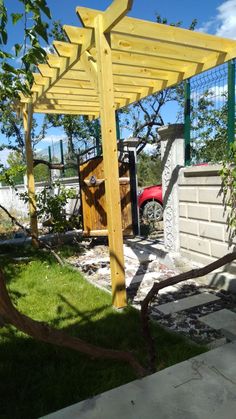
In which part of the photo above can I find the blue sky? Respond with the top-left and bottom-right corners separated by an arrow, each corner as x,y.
1,0 -> 236,163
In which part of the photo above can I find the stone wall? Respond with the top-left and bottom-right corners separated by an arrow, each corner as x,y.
178,164 -> 236,282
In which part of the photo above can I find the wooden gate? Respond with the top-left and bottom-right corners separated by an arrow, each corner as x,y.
79,155 -> 134,236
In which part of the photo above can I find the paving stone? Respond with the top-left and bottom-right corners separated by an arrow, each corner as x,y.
44,342 -> 236,419
157,292 -> 220,315
123,245 -> 156,263
200,309 -> 236,340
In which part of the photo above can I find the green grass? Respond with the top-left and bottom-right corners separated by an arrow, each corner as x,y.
0,249 -> 207,419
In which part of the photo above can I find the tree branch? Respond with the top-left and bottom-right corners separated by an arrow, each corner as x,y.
141,251 -> 236,373
0,204 -> 64,266
0,268 -> 146,377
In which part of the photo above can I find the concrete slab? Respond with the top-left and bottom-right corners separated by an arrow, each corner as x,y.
43,342 -> 236,419
200,309 -> 236,340
157,292 -> 220,315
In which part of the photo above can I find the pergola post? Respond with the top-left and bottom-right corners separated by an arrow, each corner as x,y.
94,14 -> 127,308
23,103 -> 38,245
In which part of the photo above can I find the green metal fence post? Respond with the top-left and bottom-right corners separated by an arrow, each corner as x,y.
184,79 -> 191,165
60,139 -> 65,176
115,110 -> 121,140
227,59 -> 235,147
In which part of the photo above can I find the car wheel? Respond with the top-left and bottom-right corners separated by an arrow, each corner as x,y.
142,200 -> 163,222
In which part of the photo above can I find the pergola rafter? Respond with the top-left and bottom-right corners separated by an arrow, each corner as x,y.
19,0 -> 236,308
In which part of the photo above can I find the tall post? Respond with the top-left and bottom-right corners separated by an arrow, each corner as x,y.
184,79 -> 191,165
23,103 -> 38,244
227,59 -> 235,147
115,110 -> 121,140
95,14 -> 127,308
60,139 -> 65,176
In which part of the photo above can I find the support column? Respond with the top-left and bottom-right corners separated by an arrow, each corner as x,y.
159,124 -> 184,253
95,14 -> 127,308
23,103 -> 38,244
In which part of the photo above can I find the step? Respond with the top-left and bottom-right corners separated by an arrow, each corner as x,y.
199,309 -> 236,340
157,292 -> 220,315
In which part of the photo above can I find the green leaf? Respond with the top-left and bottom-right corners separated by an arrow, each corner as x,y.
11,13 -> 23,25
14,43 -> 22,57
2,62 -> 17,74
34,22 -> 48,43
1,28 -> 7,44
36,0 -> 51,19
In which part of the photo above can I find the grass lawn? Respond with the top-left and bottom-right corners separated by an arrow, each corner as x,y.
0,246 -> 207,419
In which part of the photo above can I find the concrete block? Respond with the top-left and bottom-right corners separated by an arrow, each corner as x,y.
188,204 -> 209,221
188,236 -> 211,255
157,292 -> 220,315
179,219 -> 199,236
179,233 -> 189,249
179,187 -> 198,203
200,309 -> 236,340
180,249 -> 216,267
210,205 -> 228,224
199,222 -> 224,241
198,187 -> 223,205
179,203 -> 187,218
210,241 -> 230,258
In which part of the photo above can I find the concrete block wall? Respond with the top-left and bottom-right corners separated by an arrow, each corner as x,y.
178,164 -> 236,274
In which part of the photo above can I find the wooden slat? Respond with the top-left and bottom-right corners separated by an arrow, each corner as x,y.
111,33 -> 217,62
78,8 -> 236,52
111,50 -> 193,70
113,64 -> 182,79
38,64 -> 58,78
43,93 -> 99,101
46,54 -> 63,68
34,109 -> 99,116
43,86 -> 95,95
39,99 -> 101,107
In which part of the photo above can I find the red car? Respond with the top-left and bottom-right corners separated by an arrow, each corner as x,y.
138,184 -> 163,222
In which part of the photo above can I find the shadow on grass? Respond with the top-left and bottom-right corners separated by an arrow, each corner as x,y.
0,301 -> 206,419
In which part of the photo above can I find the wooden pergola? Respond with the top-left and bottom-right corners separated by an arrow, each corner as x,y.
20,0 -> 236,308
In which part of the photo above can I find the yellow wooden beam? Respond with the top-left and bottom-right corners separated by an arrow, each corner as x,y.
34,109 -> 99,116
22,103 -> 38,245
53,41 -> 79,58
113,64 -> 182,79
44,86 -> 95,95
38,64 -> 58,78
35,104 -> 100,111
77,0 -> 133,32
44,93 -> 99,101
79,51 -> 98,91
111,50 -> 192,71
56,79 -> 92,89
78,8 -> 236,52
94,13 -> 127,309
111,33 -> 212,63
63,25 -> 93,47
46,53 -> 63,68
40,99 -> 100,107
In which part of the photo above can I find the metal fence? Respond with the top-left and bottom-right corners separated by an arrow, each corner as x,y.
184,59 -> 236,165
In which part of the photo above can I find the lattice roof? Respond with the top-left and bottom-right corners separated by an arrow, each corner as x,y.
20,0 -> 236,117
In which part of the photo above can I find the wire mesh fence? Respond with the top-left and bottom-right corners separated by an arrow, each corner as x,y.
188,62 -> 229,164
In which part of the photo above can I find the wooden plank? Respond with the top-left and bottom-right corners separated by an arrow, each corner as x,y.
46,54 -> 63,68
22,103 -> 38,244
95,13 -> 127,308
43,93 -> 99,101
113,64 -> 182,79
79,51 -> 98,90
35,104 -> 100,111
34,109 -> 99,116
39,99 -> 101,107
78,8 -> 236,52
44,86 -> 95,95
111,33 -> 213,62
53,41 -> 79,58
77,1 -> 133,32
112,50 -> 192,70
38,64 -> 58,78
56,79 -> 92,88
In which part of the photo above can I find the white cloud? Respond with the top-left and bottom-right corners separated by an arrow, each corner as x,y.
199,0 -> 236,39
